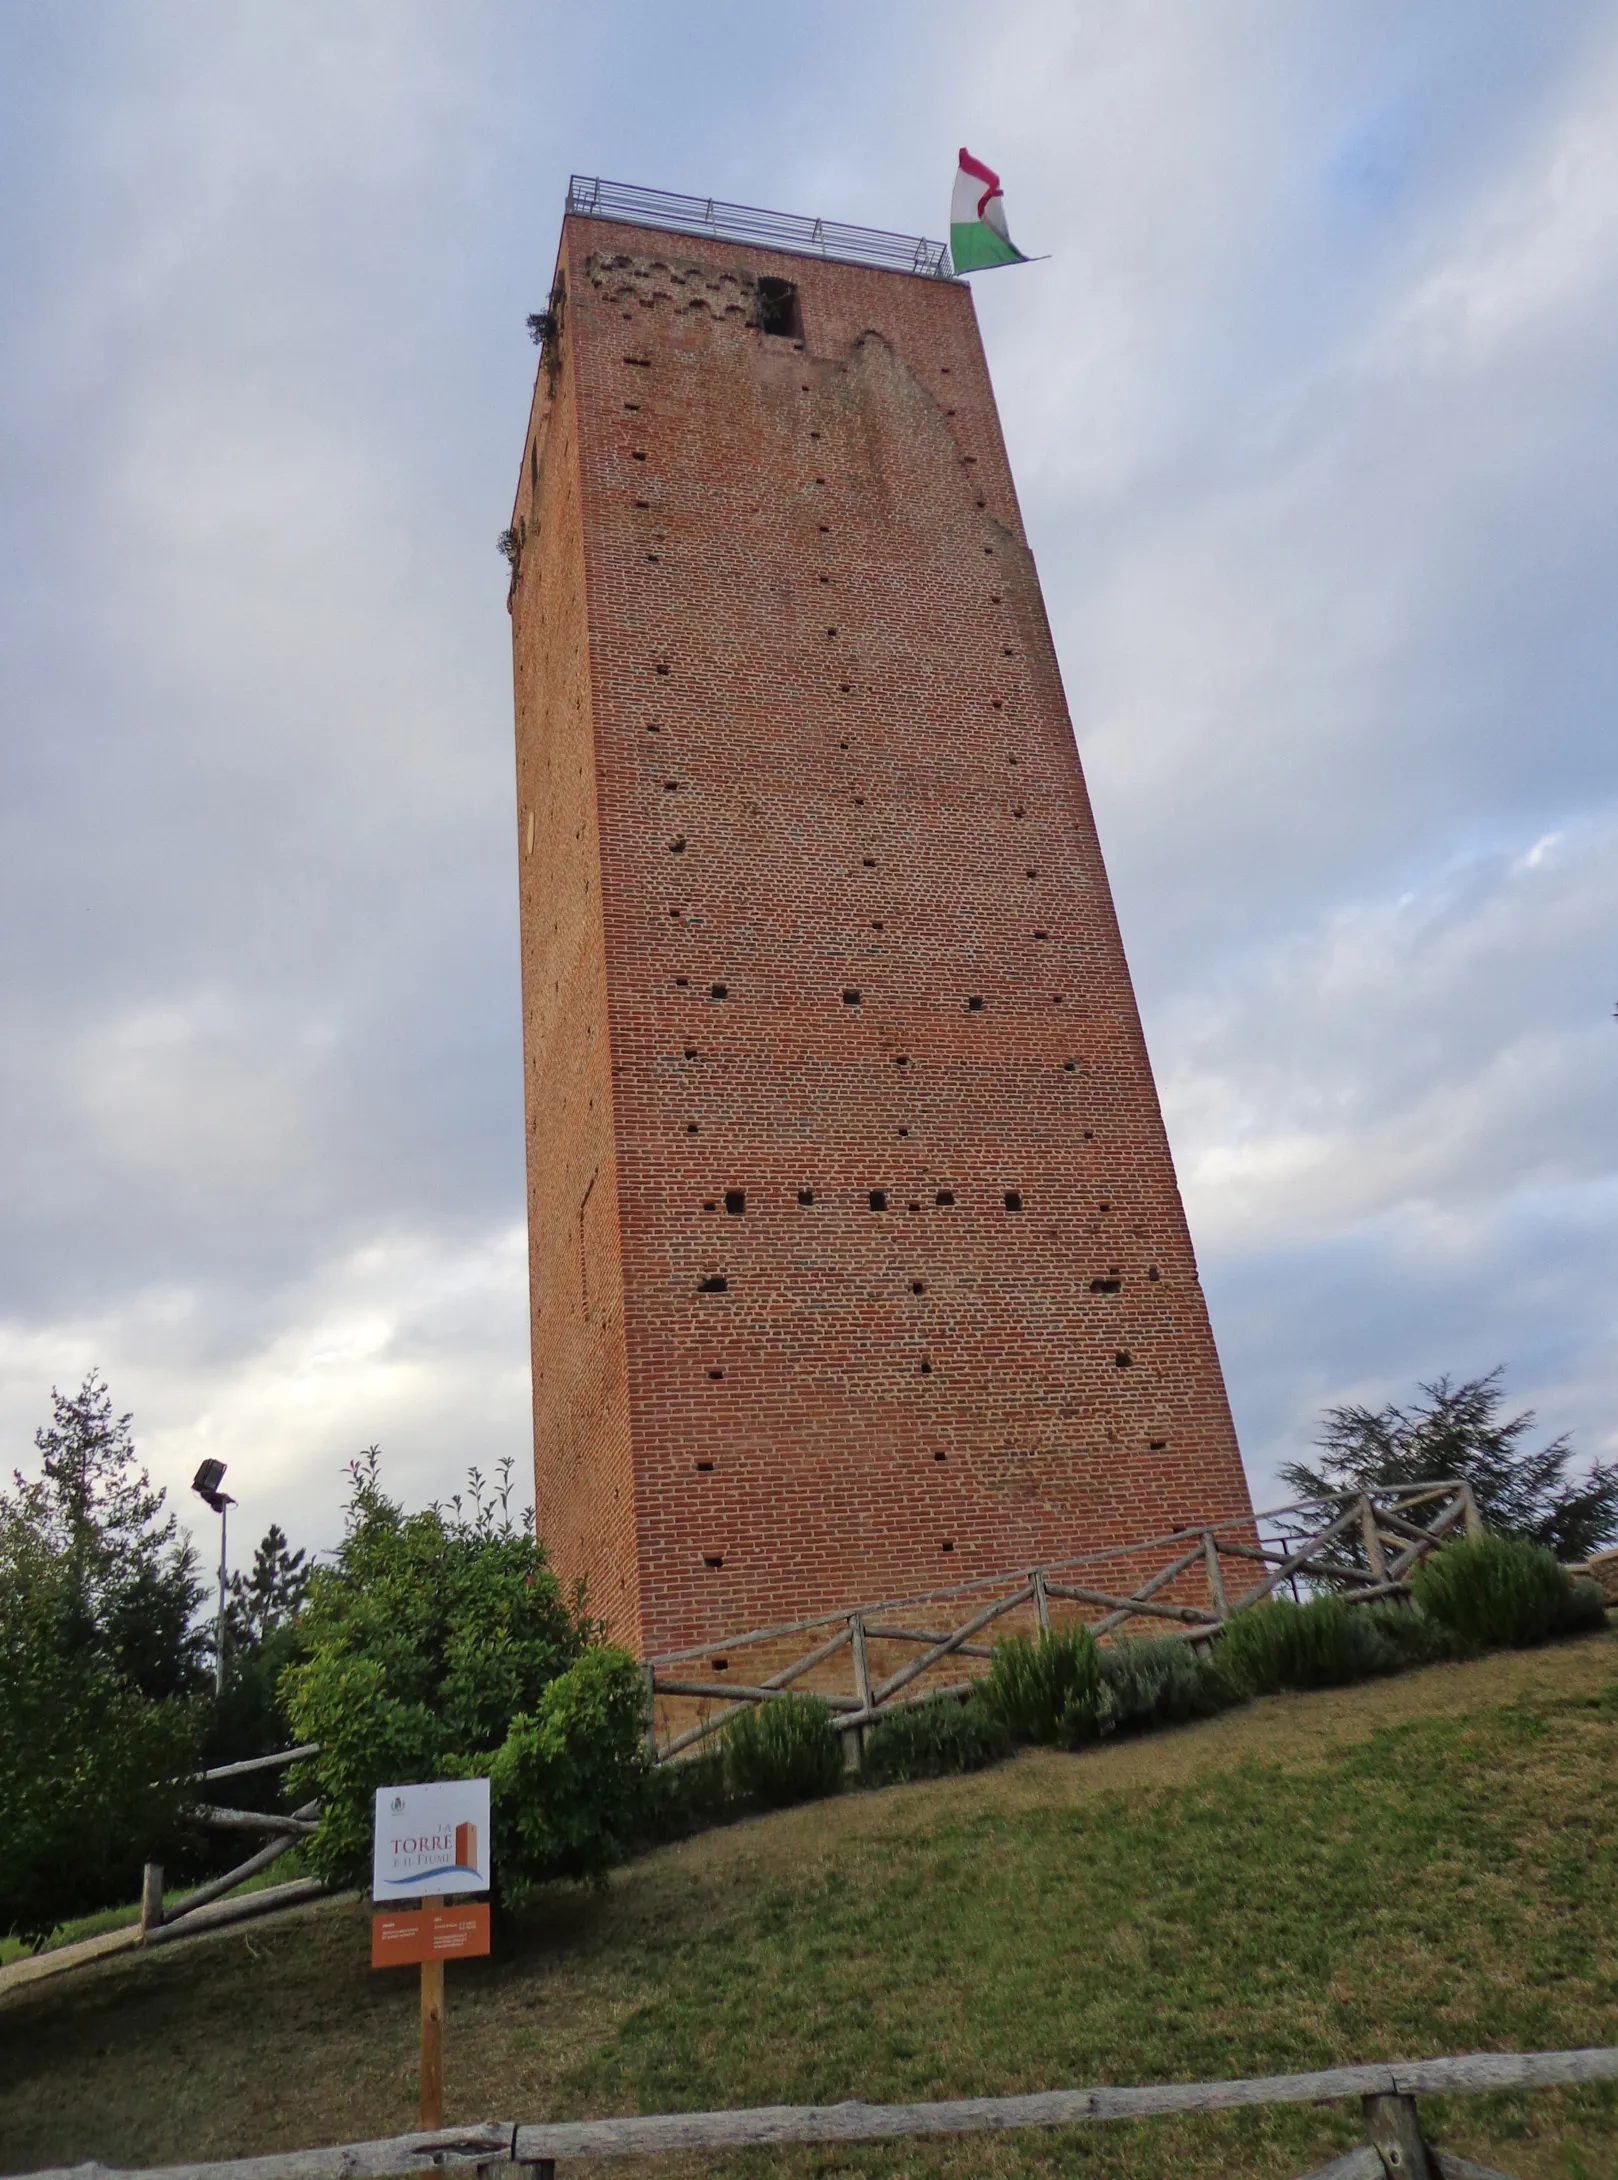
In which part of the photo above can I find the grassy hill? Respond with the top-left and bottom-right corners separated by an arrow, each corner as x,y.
3,1633 -> 1616,2180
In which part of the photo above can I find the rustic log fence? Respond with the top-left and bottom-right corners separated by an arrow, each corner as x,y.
139,1743 -> 326,1945
646,1480 -> 1485,1761
20,2045 -> 1613,2179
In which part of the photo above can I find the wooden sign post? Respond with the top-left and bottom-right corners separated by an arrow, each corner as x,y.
371,1781 -> 492,2129
418,1896 -> 444,2131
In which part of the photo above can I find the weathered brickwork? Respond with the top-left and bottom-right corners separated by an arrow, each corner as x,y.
510,212 -> 1252,1657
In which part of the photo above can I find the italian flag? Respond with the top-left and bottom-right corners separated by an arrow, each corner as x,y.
950,148 -> 1027,272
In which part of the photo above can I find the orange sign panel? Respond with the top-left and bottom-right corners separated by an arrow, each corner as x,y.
371,1903 -> 490,1968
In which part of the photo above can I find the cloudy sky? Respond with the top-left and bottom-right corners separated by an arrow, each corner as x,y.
2,1 -> 1613,1579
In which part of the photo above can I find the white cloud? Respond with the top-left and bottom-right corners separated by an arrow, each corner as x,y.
1,0 -> 1614,1571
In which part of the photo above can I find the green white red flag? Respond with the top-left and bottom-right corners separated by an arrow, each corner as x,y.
950,148 -> 1027,272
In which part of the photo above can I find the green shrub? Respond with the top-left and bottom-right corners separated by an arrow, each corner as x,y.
1094,1637 -> 1240,1738
1218,1596 -> 1397,1696
283,1450 -> 644,1893
723,1695 -> 844,1806
1411,1533 -> 1574,1649
488,1647 -> 649,1887
1556,1575 -> 1609,1638
982,1625 -> 1102,1747
861,1692 -> 1012,1785
1360,1599 -> 1467,1669
636,1749 -> 731,1845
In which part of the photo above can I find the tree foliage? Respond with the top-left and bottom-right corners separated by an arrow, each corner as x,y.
203,1523 -> 314,1771
1282,1369 -> 1618,1563
283,1450 -> 645,1894
25,1373 -> 207,1701
1,1375 -> 204,1945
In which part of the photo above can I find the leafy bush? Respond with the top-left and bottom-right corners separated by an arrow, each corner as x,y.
1218,1596 -> 1397,1696
488,1647 -> 649,1886
1556,1576 -> 1609,1638
0,1531 -> 199,1946
722,1695 -> 844,1806
861,1693 -> 1012,1785
284,1450 -> 644,1893
1359,1600 -> 1467,1669
636,1748 -> 731,1846
982,1624 -> 1102,1747
1095,1637 -> 1240,1738
1412,1533 -> 1582,1649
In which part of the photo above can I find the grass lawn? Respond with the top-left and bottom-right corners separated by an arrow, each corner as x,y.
2,1633 -> 1615,2180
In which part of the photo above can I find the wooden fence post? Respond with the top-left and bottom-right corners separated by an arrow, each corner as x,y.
1459,1480 -> 1485,1543
844,1614 -> 871,1768
1201,1532 -> 1228,1620
1361,2091 -> 1433,2176
1031,1570 -> 1050,1636
139,1863 -> 164,1941
1358,1495 -> 1390,1584
641,1662 -> 658,1762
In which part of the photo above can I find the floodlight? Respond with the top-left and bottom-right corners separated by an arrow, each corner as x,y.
191,1458 -> 234,1513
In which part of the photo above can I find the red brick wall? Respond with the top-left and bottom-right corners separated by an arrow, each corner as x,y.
509,331 -> 639,1648
511,214 -> 1252,1657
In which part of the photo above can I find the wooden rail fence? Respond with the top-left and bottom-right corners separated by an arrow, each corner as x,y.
646,1480 -> 1484,1761
20,2045 -> 1613,2179
140,1743 -> 326,1946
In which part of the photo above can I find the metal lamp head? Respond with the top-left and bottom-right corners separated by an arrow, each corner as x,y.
191,1458 -> 234,1513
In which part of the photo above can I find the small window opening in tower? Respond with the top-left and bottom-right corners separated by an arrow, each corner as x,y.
710,983 -> 728,999
529,441 -> 538,489
696,1458 -> 715,1471
1115,1350 -> 1133,1368
940,1538 -> 954,1552
868,1190 -> 887,1212
1004,1191 -> 1023,1212
756,276 -> 803,338
936,1189 -> 955,1206
708,1367 -> 725,1379
966,995 -> 983,1012
797,1187 -> 814,1205
724,1190 -> 745,1215
842,988 -> 861,1005
703,1553 -> 724,1569
697,1274 -> 728,1294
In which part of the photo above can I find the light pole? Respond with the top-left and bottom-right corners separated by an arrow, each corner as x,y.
191,1459 -> 235,1696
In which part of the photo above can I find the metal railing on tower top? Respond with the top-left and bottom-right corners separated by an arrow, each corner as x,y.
565,175 -> 956,280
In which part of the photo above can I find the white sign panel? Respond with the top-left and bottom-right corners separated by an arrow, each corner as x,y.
372,1779 -> 491,1903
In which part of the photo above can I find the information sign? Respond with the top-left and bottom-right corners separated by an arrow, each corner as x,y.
371,1778 -> 490,1903
371,1903 -> 491,1967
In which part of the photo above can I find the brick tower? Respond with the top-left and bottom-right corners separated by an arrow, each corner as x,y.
508,181 -> 1251,1658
